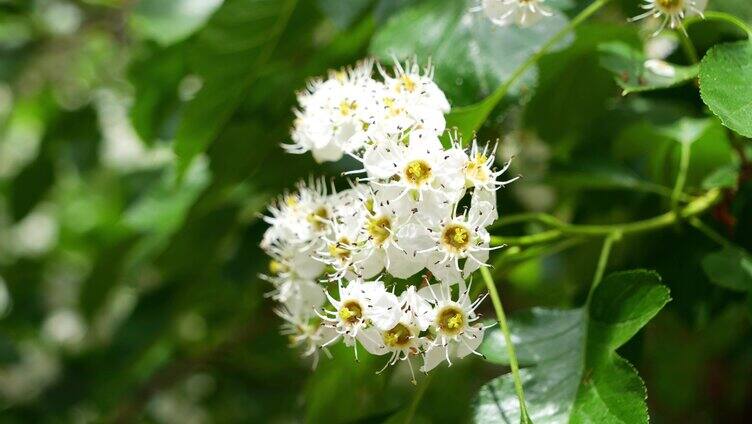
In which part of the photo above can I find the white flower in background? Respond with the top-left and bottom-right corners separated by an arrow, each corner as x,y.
629,0 -> 707,34
373,60 -> 450,138
275,305 -> 336,369
418,284 -> 489,372
644,59 -> 677,77
411,200 -> 497,285
645,33 -> 679,59
286,60 -> 381,162
318,280 -> 401,359
479,0 -> 553,28
262,178 -> 332,252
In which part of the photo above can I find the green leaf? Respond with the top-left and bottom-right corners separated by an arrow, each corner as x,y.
475,270 -> 670,423
317,0 -> 372,28
173,0 -> 296,178
702,164 -> 740,189
123,159 -> 211,235
699,40 -> 752,138
701,246 -> 752,292
130,0 -> 225,46
369,0 -> 570,106
599,41 -> 698,95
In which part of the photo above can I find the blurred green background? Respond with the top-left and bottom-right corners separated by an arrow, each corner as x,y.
0,0 -> 751,422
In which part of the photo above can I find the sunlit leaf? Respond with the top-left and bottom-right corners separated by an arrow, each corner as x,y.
369,0 -> 570,106
699,40 -> 752,137
475,270 -> 670,423
130,0 -> 225,46
173,0 -> 297,178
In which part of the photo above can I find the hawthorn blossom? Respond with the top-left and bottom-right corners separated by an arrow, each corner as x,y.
261,58 -> 519,376
419,283 -> 489,372
479,0 -> 553,28
629,0 -> 707,34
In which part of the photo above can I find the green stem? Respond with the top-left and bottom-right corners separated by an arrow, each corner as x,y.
677,29 -> 699,64
671,142 -> 692,217
490,189 -> 721,246
688,217 -> 735,249
587,233 -> 620,303
592,233 -> 621,288
686,11 -> 752,39
479,267 -> 530,423
403,374 -> 431,424
449,0 -> 612,136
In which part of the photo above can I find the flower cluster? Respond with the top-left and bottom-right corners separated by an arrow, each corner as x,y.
261,59 -> 517,380
478,0 -> 553,28
285,59 -> 449,163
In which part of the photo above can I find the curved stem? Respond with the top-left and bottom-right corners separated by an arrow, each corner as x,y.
479,267 -> 531,423
586,233 -> 620,303
671,142 -> 692,217
686,11 -> 752,39
677,29 -> 699,64
490,189 -> 721,246
448,0 -> 613,137
688,217 -> 735,249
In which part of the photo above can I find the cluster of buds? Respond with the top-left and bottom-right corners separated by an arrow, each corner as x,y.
261,59 -> 518,381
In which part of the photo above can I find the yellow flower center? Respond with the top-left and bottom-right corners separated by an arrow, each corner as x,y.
437,306 -> 466,336
339,99 -> 358,116
397,75 -> 416,93
328,237 -> 351,261
404,160 -> 432,185
383,97 -> 402,117
442,224 -> 471,251
465,153 -> 489,184
367,216 -> 391,245
333,70 -> 347,82
307,207 -> 329,232
268,260 -> 288,275
284,195 -> 298,207
656,0 -> 683,12
383,323 -> 412,348
338,300 -> 363,324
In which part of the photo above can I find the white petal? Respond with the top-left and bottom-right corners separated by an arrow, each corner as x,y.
358,327 -> 389,355
456,324 -> 485,358
385,243 -> 424,279
369,291 -> 401,331
420,345 -> 447,372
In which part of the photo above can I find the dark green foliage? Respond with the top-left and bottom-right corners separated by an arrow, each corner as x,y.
0,1 -> 751,423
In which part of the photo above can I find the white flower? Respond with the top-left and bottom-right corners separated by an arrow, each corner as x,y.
358,285 -> 434,383
373,60 -> 450,138
629,0 -> 707,35
286,60 -> 382,162
360,131 -> 464,217
350,185 -> 428,279
318,279 -> 401,360
398,285 -> 434,331
418,284 -> 488,372
411,200 -> 497,285
275,305 -> 336,369
262,178 -> 332,249
479,0 -> 553,28
359,318 -> 422,383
